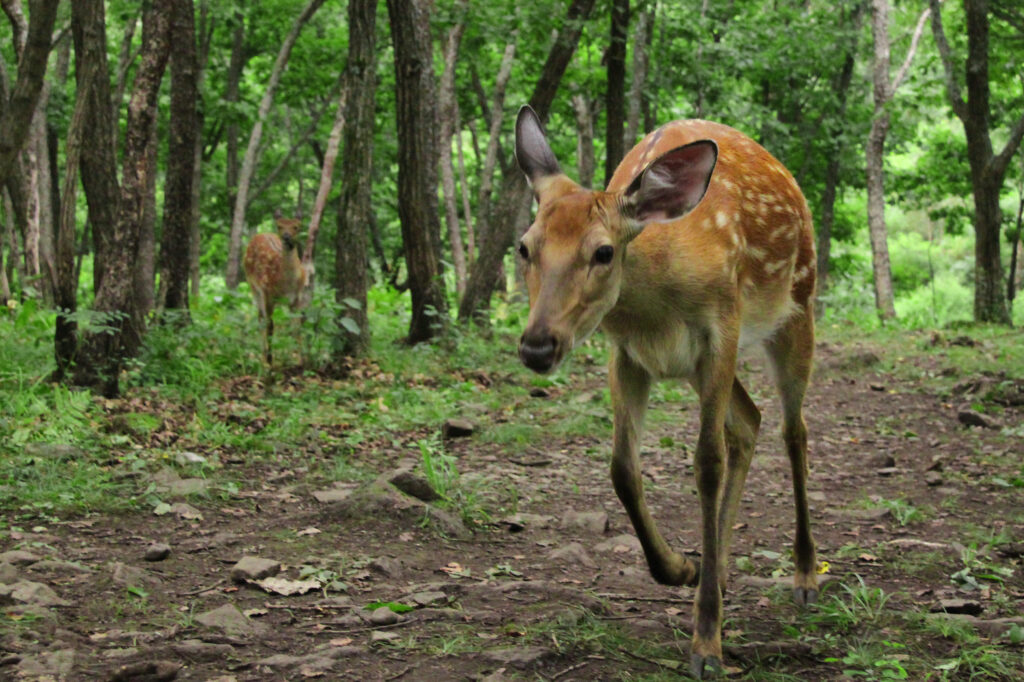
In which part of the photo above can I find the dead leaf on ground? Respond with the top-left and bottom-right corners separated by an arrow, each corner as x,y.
251,577 -> 321,596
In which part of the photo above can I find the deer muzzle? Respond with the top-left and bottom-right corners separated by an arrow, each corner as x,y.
519,328 -> 560,374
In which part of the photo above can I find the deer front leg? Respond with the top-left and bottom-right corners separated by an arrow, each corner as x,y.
689,335 -> 740,679
609,347 -> 699,587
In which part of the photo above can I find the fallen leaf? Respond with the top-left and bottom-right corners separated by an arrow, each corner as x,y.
243,608 -> 268,618
857,553 -> 880,563
440,562 -> 464,574
297,527 -> 322,537
252,577 -> 321,596
329,637 -> 353,647
399,532 -> 415,542
665,607 -> 683,617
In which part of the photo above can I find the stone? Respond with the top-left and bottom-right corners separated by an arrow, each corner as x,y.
312,488 -> 354,503
0,550 -> 40,567
409,590 -> 448,607
876,467 -> 899,477
441,418 -> 475,439
548,543 -> 597,568
230,556 -> 282,583
0,561 -> 20,584
169,503 -> 203,520
483,646 -> 558,670
370,606 -> 399,626
170,639 -> 235,662
957,409 -> 1000,429
106,660 -> 180,681
932,599 -> 983,616
110,562 -> 162,588
145,543 -> 172,562
10,580 -> 69,607
595,534 -> 642,554
561,510 -> 609,535
924,471 -> 943,487
368,557 -> 403,579
868,453 -> 896,468
389,471 -> 441,502
196,604 -> 264,636
26,559 -> 91,576
13,649 -> 75,679
370,630 -> 400,644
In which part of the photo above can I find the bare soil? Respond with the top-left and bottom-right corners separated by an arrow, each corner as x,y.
2,339 -> 1023,681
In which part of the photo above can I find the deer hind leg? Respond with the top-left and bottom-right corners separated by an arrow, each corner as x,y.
262,300 -> 276,366
716,378 -> 761,593
765,309 -> 817,605
609,346 -> 699,588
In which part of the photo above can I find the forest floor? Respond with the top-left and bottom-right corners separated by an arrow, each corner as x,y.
2,326 -> 1024,681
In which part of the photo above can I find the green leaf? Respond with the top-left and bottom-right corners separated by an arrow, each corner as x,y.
340,317 -> 360,335
365,600 -> 415,613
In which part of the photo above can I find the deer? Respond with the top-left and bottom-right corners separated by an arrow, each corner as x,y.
513,105 -> 818,678
243,212 -> 312,365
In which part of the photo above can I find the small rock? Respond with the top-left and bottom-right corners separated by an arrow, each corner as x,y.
107,660 -> 180,681
110,562 -> 161,588
0,580 -> 69,607
169,503 -> 203,520
924,471 -> 943,487
926,457 -> 944,472
0,561 -> 20,584
144,543 -> 172,562
876,467 -> 899,477
175,451 -> 207,466
529,387 -> 550,398
370,606 -> 399,626
595,534 -> 642,554
483,646 -> 557,670
195,603 -> 264,636
932,599 -> 983,616
868,453 -> 896,468
957,409 -> 1000,429
0,550 -> 40,567
389,471 -> 441,502
170,639 -> 235,662
409,590 -> 448,607
370,630 -> 401,644
368,557 -> 403,579
230,556 -> 282,583
442,418 -> 475,439
561,510 -> 609,535
548,542 -> 597,568
869,383 -> 886,392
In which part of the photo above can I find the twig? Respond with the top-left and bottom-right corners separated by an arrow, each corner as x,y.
550,660 -> 591,680
179,579 -> 225,596
385,665 -> 413,681
507,457 -> 552,467
619,646 -> 680,670
596,592 -> 692,605
320,617 -> 420,635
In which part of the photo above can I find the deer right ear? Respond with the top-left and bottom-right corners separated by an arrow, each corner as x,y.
515,105 -> 560,191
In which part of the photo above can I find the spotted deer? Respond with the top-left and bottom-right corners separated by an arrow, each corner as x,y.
243,212 -> 312,364
513,106 -> 817,677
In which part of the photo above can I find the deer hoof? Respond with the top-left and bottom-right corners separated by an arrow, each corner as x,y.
690,653 -> 722,679
793,586 -> 818,606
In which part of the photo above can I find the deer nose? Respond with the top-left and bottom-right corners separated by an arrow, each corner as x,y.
519,330 -> 557,373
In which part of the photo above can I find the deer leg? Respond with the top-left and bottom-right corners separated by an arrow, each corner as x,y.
716,379 -> 761,593
766,310 -> 817,606
264,301 -> 275,366
688,334 -> 739,679
609,346 -> 699,588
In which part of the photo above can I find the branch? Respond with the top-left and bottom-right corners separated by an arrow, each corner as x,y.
891,6 -> 932,93
928,0 -> 967,121
303,86 -> 347,264
989,109 -> 1024,181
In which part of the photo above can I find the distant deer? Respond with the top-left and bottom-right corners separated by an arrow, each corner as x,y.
243,212 -> 312,364
513,106 -> 817,678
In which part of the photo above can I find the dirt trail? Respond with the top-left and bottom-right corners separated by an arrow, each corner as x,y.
2,341 -> 1022,680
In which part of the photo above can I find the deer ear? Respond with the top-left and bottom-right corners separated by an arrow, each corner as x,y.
621,140 -> 717,233
515,105 -> 561,191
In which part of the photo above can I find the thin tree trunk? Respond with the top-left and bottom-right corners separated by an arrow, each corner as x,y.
438,6 -> 468,296
475,39 -> 517,240
73,4 -> 171,396
225,0 -> 326,290
0,0 -> 59,189
135,123 -> 158,318
454,102 -> 475,265
335,0 -> 377,357
459,0 -> 597,324
387,0 -> 448,344
161,0 -> 199,314
112,8 -> 139,124
625,3 -> 652,149
304,87 -> 347,274
189,0 -> 210,300
224,5 -> 245,266
604,0 -> 629,187
571,94 -> 596,188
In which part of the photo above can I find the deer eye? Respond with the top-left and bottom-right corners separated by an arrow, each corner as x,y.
594,245 -> 614,265
518,242 -> 529,260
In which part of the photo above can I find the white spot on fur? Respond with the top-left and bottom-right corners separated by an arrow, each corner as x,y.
716,211 -> 729,228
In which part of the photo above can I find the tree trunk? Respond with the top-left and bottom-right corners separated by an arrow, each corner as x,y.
454,102 -> 475,265
73,4 -> 171,396
625,3 -> 652,150
225,0 -> 326,290
439,9 -> 468,297
335,0 -> 377,357
604,0 -> 629,187
0,0 -> 59,190
304,86 -> 348,289
161,0 -> 199,315
930,0 -> 1024,324
571,93 -> 596,188
865,112 -> 896,319
223,5 -> 245,273
189,0 -> 210,300
134,123 -> 158,318
71,0 -> 121,294
459,0 -> 596,324
474,39 -> 517,250
387,0 -> 448,344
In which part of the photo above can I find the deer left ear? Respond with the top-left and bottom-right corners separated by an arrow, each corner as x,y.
515,105 -> 561,191
620,140 -> 717,236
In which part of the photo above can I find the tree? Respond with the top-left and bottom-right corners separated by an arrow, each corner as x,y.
73,3 -> 171,396
930,0 -> 1024,324
604,0 -> 629,186
224,0 -> 327,290
160,0 -> 200,315
458,0 -> 597,324
865,1 -> 930,320
334,0 -> 377,357
438,2 -> 469,296
387,0 -> 448,344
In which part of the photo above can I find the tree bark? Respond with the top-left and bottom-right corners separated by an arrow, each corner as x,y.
135,123 -> 158,318
458,0 -> 596,324
225,0 -> 326,290
0,0 -> 59,190
223,5 -> 245,272
473,39 -> 517,253
190,0 -> 211,300
931,0 -> 1024,324
161,0 -> 199,314
335,0 -> 377,357
604,0 -> 629,187
71,0 -> 121,294
438,6 -> 468,296
625,3 -> 652,150
387,0 -> 448,344
454,102 -> 475,265
571,93 -> 596,188
304,86 -> 347,301
73,4 -> 171,396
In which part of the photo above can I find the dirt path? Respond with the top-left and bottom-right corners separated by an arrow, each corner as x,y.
2,340 -> 1022,680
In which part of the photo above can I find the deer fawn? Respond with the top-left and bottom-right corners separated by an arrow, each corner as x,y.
243,213 -> 311,364
514,106 -> 817,677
